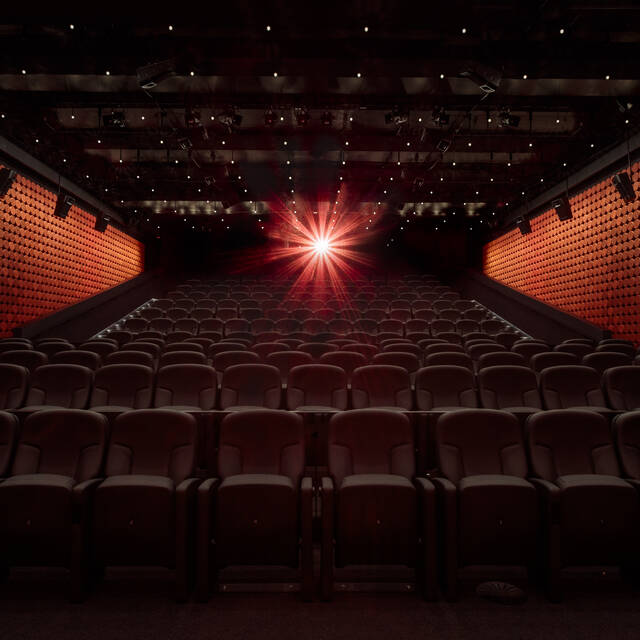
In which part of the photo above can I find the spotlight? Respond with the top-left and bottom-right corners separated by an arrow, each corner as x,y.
295,107 -> 310,126
95,214 -> 111,232
264,109 -> 278,126
431,106 -> 449,127
0,167 -> 17,197
54,194 -> 75,219
498,109 -> 520,128
102,111 -> 126,128
552,196 -> 573,221
516,217 -> 531,235
314,237 -> 330,254
321,111 -> 334,126
612,171 -> 637,203
136,60 -> 176,89
385,107 -> 409,126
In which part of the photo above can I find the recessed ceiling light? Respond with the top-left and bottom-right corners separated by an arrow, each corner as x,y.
522,74 -> 528,79
461,27 -> 467,34
21,69 -> 26,74
356,72 -> 362,78
440,73 -> 445,79
105,70 -> 110,76
266,25 -> 271,31
190,71 -> 195,76
273,72 -> 278,77
559,28 -> 565,34
605,75 -> 611,80
168,25 -> 173,31
364,26 -> 369,32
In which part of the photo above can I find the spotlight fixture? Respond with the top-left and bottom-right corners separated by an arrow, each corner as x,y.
431,106 -> 449,127
102,111 -> 126,128
552,196 -> 573,221
516,217 -> 531,235
95,214 -> 111,232
136,59 -> 176,89
295,107 -> 310,126
0,167 -> 17,197
436,139 -> 452,153
178,137 -> 193,151
498,108 -> 520,128
321,111 -> 334,126
54,194 -> 75,219
384,106 -> 409,126
264,109 -> 278,126
612,171 -> 637,203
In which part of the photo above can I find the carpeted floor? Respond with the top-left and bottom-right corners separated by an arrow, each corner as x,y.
1,569 -> 639,640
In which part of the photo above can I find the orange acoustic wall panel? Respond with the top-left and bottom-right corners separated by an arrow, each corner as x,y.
0,167 -> 144,337
483,161 -> 640,343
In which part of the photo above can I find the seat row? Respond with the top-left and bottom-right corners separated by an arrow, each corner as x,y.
1,361 -> 639,413
2,407 -> 640,602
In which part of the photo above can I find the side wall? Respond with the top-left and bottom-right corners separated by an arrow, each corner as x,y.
0,166 -> 144,337
483,161 -> 640,343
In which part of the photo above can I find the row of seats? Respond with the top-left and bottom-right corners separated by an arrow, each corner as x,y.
1,360 -> 639,413
2,407 -> 640,601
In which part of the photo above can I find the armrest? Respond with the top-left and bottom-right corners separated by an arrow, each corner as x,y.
300,477 -> 313,600
528,477 -> 560,519
432,477 -> 458,600
320,477 -> 334,600
197,477 -> 221,522
195,477 -> 220,600
413,477 -> 437,600
176,477 -> 203,600
72,478 -> 104,523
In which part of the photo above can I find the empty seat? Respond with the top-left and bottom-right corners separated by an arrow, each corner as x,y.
414,309 -> 437,322
251,319 -> 275,334
478,366 -> 542,413
494,332 -> 521,349
476,351 -> 527,370
174,318 -> 199,335
51,350 -> 101,370
530,351 -> 578,374
122,341 -> 161,359
155,364 -> 217,410
438,308 -> 461,322
80,341 -> 118,360
166,331 -> 194,344
196,410 -> 312,600
200,319 -> 225,335
149,318 -> 174,334
89,364 -> 154,412
140,307 -> 164,321
35,342 -> 75,359
265,351 -> 314,384
351,365 -> 412,410
0,363 -> 28,410
596,342 -> 635,357
106,350 -> 155,368
254,331 -> 282,344
23,365 -> 93,411
327,319 -> 352,335
92,410 -> 199,600
480,320 -> 505,336
159,350 -> 207,367
415,366 -> 477,410
425,343 -> 465,356
212,351 -> 260,379
613,411 -> 640,482
603,367 -> 640,410
467,343 -> 507,361
0,410 -> 18,476
320,409 -> 436,600
287,364 -> 348,411
353,318 -> 379,334
539,365 -> 608,410
379,319 -> 404,336
164,342 -> 204,354
298,342 -> 339,360
527,410 -> 640,600
274,318 -> 300,334
319,351 -> 367,382
456,319 -> 481,336
583,351 -> 632,376
225,319 -> 250,336
554,343 -> 593,359
123,318 -> 148,332
372,352 -> 420,375
0,349 -> 48,372
0,341 -> 33,353
513,342 -> 552,364
424,352 -> 473,371
104,330 -> 134,346
219,364 -> 282,410
433,410 -> 538,599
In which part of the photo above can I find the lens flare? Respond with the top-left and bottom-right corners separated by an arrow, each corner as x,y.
314,237 -> 330,255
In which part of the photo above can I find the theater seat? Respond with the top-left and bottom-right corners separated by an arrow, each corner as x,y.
613,411 -> 640,485
219,363 -> 281,410
319,351 -> 367,382
265,350 -> 314,384
158,350 -> 207,367
51,350 -> 102,371
478,365 -> 542,415
476,351 -> 527,370
415,365 -> 477,410
0,410 -> 19,477
321,409 -> 436,600
433,410 -> 538,599
351,365 -> 412,410
196,410 -> 312,600
22,364 -> 93,412
91,410 -> 199,600
0,349 -> 47,373
526,410 -> 640,600
539,365 -> 609,411
530,351 -> 578,374
105,350 -> 155,368
154,364 -> 217,410
582,351 -> 632,376
287,364 -> 348,411
0,363 -> 28,409
424,352 -> 474,371
89,364 -> 154,413
603,367 -> 640,410
0,409 -> 108,600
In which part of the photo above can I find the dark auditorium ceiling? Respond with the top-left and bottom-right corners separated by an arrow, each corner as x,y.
0,1 -> 639,234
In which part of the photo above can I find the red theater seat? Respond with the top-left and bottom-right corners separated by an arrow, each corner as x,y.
0,363 -> 29,409
155,364 -> 217,410
287,364 -> 348,411
415,365 -> 477,410
22,364 -> 93,411
351,365 -> 412,409
89,364 -> 154,413
219,364 -> 281,410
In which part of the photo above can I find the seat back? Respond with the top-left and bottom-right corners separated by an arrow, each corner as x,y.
11,409 -> 107,480
582,351 -> 632,376
415,365 -> 477,410
603,366 -> 640,410
436,409 -> 527,483
328,409 -> 414,486
478,365 -> 542,409
539,365 -> 606,409
90,364 -> 154,409
105,410 -> 197,483
319,351 -> 367,380
25,364 -> 93,408
264,350 -> 314,383
351,365 -> 412,409
287,364 -> 348,410
613,411 -> 640,479
530,351 -> 578,373
424,352 -> 473,370
51,350 -> 102,370
155,364 -> 217,409
218,410 -> 304,482
372,351 -> 420,373
527,409 -> 619,481
476,351 -> 526,370
0,411 -> 19,476
220,364 -> 282,409
0,350 -> 48,372
0,363 -> 28,409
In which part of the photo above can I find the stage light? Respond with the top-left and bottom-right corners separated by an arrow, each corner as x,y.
295,108 -> 310,126
552,197 -> 573,221
517,217 -> 531,235
264,109 -> 278,126
95,215 -> 111,232
314,237 -> 330,255
321,111 -> 334,126
612,171 -> 637,203
0,167 -> 17,197
54,194 -> 75,219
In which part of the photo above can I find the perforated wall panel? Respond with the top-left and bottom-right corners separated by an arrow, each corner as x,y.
0,167 -> 144,336
483,162 -> 640,343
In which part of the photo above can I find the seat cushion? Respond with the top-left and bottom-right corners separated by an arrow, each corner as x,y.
458,474 -> 538,565
0,474 -> 74,563
216,474 -> 299,567
336,474 -> 417,566
556,474 -> 640,564
93,475 -> 176,566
